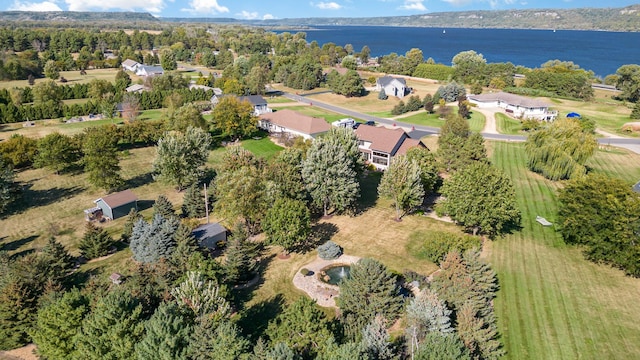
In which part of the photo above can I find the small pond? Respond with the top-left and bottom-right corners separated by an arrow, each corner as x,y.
319,265 -> 351,285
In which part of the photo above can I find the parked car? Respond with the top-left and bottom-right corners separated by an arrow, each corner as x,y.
353,120 -> 375,129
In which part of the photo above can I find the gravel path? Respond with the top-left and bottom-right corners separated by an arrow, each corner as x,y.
292,255 -> 361,308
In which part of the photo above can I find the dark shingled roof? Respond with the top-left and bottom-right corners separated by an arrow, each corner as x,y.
192,222 -> 227,241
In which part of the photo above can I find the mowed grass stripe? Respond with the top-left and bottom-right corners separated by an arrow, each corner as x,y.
490,142 -> 640,359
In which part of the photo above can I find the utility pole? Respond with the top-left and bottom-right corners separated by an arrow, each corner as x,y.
204,183 -> 209,224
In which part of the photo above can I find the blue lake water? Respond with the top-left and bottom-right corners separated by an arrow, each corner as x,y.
288,26 -> 640,77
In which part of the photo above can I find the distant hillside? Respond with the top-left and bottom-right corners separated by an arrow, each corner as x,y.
0,11 -> 158,22
1,6 -> 639,31
251,5 -> 640,31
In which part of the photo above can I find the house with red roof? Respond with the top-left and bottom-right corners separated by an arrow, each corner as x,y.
354,125 -> 426,170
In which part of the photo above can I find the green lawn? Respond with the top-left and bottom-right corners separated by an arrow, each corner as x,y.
271,105 -> 361,123
490,142 -> 640,359
496,113 -> 522,135
392,109 -> 485,132
241,137 -> 284,160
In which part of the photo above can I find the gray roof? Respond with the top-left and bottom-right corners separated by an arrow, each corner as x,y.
122,59 -> 139,68
239,95 -> 267,106
377,76 -> 406,87
192,222 -> 226,241
137,65 -> 164,74
468,92 -> 551,108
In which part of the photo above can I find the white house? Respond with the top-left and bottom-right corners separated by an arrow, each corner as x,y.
212,94 -> 271,116
354,125 -> 426,170
125,84 -> 149,93
467,92 -> 558,121
376,76 -> 408,99
121,59 -> 140,72
135,65 -> 164,77
258,109 -> 331,140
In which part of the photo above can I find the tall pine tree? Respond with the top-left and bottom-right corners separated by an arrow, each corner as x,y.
78,222 -> 114,259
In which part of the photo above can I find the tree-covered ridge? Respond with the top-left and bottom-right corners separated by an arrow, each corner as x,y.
0,11 -> 158,23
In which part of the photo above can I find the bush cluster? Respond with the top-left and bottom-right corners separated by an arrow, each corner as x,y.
317,240 -> 342,260
410,230 -> 482,264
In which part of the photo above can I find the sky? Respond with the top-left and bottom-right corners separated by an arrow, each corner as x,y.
4,0 -> 640,19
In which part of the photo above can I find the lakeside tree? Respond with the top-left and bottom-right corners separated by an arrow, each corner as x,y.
82,125 -> 123,192
615,64 -> 640,102
263,197 -> 311,254
438,162 -> 520,236
378,155 -> 425,221
526,117 -> 597,180
78,222 -> 114,259
557,173 -> 640,276
153,126 -> 212,191
452,50 -> 486,84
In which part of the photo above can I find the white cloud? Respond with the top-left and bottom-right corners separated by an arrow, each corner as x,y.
237,10 -> 258,19
315,2 -> 342,10
180,0 -> 229,14
262,13 -> 275,20
9,1 -> 63,11
64,0 -> 165,13
400,0 -> 427,11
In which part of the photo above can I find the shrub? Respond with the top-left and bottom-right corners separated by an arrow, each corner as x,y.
391,100 -> 405,115
300,268 -> 311,276
378,88 -> 388,100
317,240 -> 342,260
407,230 -> 481,264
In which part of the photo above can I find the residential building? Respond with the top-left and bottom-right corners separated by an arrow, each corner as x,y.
376,76 -> 408,99
467,92 -> 558,121
211,94 -> 271,116
135,65 -> 164,77
258,109 -> 331,140
354,126 -> 426,170
121,59 -> 140,72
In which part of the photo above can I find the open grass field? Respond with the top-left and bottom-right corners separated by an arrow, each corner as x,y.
490,141 -> 640,359
544,95 -> 633,135
270,105 -> 362,123
0,68 -> 121,89
495,113 -> 522,135
391,108 -> 485,132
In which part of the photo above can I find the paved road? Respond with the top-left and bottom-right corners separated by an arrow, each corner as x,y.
283,92 -> 640,153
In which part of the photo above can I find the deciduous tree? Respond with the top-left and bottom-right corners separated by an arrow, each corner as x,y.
82,125 -> 123,192
439,162 -> 520,236
34,132 -> 80,174
153,127 -> 212,191
263,197 -> 311,254
211,96 -> 258,140
378,155 -> 424,221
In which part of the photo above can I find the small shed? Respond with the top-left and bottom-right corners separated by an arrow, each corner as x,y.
192,222 -> 227,249
94,190 -> 138,220
110,272 -> 124,285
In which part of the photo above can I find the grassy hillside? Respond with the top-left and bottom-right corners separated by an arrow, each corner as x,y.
490,142 -> 640,359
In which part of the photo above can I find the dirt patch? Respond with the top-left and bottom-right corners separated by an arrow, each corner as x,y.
0,344 -> 37,360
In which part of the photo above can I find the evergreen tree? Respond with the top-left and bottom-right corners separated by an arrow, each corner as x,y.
456,302 -> 503,359
41,235 -> 74,276
189,319 -> 251,360
414,332 -> 471,360
267,342 -> 298,360
171,223 -> 200,273
423,93 -> 435,113
437,115 -> 487,172
130,214 -> 179,264
171,271 -> 230,320
318,338 -> 368,360
31,289 -> 89,360
361,315 -> 394,360
263,197 -> 311,254
266,297 -> 333,359
378,88 -> 388,100
73,290 -> 145,360
224,227 -> 258,284
406,288 -> 453,343
122,207 -> 143,242
266,148 -> 308,201
0,157 -> 16,215
135,302 -> 193,360
181,183 -> 205,218
631,102 -> 640,119
378,155 -> 425,221
153,194 -> 175,219
338,258 -> 403,340
78,222 -> 114,259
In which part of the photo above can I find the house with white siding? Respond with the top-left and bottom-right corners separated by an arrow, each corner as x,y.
467,92 -> 558,121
